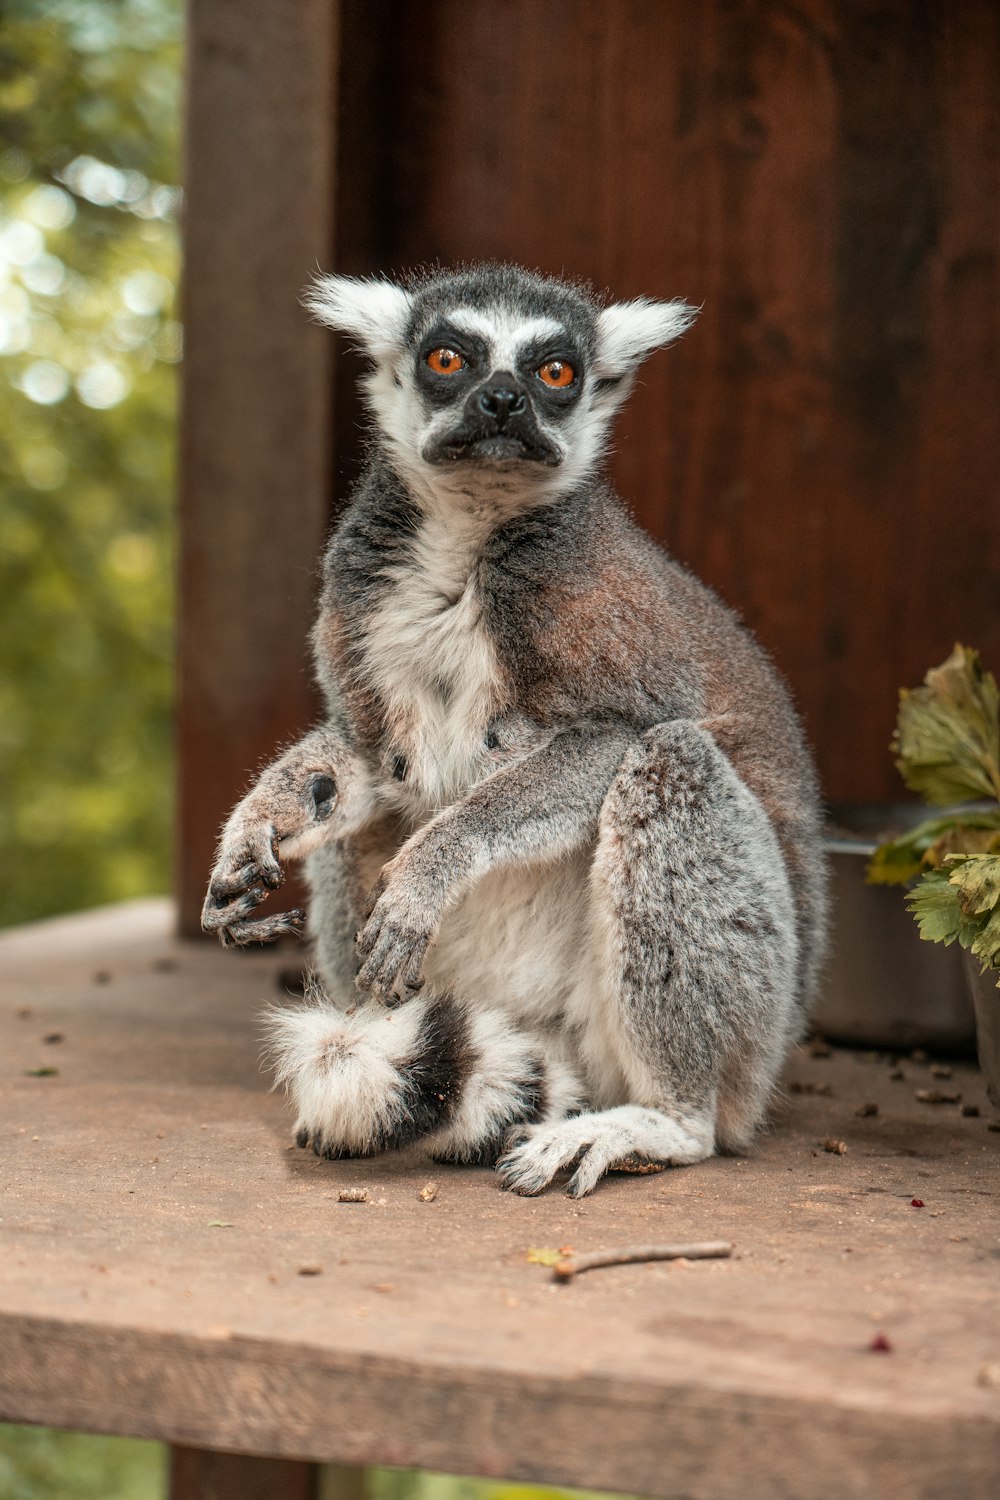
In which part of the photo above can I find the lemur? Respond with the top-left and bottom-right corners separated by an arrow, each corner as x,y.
203,262 -> 827,1198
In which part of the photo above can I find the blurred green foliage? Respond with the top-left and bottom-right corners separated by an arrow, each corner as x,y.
0,1426 -> 164,1500
0,0 -> 181,927
367,1471 -> 652,1500
0,1433 -> 649,1500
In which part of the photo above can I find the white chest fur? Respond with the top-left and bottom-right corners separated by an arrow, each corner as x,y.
360,510 -> 502,808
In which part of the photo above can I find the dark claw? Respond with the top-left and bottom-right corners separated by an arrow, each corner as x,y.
312,1136 -> 323,1156
296,1127 -> 309,1149
218,909 -> 305,947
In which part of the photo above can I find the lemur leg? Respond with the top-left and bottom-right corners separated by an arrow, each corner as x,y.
305,812 -> 408,1003
267,984 -> 583,1163
354,724 -> 635,1002
497,720 -> 800,1197
202,727 -> 379,946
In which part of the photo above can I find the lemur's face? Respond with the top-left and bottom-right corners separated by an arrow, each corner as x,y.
306,265 -> 697,509
411,305 -> 584,470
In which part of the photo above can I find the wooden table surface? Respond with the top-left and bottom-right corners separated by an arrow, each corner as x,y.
1,901 -> 998,1500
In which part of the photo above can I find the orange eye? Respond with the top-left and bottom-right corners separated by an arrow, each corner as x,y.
426,347 -> 466,375
537,359 -> 575,389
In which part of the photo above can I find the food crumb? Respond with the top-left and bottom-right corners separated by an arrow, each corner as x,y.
338,1187 -> 368,1203
889,1068 -> 905,1081
855,1103 -> 879,1118
960,1104 -> 980,1118
915,1088 -> 961,1104
977,1363 -> 1000,1389
15,1006 -> 32,1020
297,1264 -> 322,1277
910,1198 -> 925,1208
986,1118 -> 1000,1133
93,970 -> 112,985
820,1138 -> 847,1154
418,1181 -> 438,1202
910,1049 -> 929,1063
869,1332 -> 893,1353
930,1063 -> 953,1078
373,1282 -> 394,1294
42,1031 -> 64,1045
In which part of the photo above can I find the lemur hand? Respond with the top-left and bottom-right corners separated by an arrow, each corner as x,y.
202,766 -> 339,947
354,862 -> 435,1005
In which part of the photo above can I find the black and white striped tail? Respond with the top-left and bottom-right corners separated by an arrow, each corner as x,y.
266,982 -> 583,1163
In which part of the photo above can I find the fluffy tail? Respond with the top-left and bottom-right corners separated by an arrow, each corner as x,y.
266,982 -> 583,1164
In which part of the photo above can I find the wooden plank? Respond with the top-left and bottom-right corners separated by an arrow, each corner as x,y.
1,904 -> 998,1499
169,1445 -> 319,1500
333,0 -> 1000,803
176,0 -> 339,934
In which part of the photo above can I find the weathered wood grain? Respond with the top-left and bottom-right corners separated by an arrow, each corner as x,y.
0,904 -> 998,1498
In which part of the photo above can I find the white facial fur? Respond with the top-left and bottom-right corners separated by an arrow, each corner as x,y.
305,274 -> 697,515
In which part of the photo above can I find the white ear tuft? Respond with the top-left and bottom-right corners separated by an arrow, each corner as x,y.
303,274 -> 413,361
594,298 -> 699,379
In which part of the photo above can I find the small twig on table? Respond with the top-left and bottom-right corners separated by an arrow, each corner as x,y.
553,1241 -> 734,1280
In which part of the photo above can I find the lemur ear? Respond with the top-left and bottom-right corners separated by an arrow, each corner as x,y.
303,274 -> 413,361
593,298 -> 699,380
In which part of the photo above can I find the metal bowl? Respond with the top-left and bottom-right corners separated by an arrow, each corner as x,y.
813,803 -> 976,1054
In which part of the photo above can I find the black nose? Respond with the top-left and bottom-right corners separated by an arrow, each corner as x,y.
477,375 -> 526,424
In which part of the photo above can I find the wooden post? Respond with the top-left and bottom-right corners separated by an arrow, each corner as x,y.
176,0 -> 339,934
169,1445 -> 322,1500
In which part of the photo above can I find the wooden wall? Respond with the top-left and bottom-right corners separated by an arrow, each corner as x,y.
335,0 -> 1000,793
179,0 -> 1000,927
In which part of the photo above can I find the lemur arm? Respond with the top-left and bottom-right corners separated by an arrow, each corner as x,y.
356,721 -> 636,1000
202,724 -> 380,946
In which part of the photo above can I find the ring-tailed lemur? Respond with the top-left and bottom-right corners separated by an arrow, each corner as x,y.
203,262 -> 827,1197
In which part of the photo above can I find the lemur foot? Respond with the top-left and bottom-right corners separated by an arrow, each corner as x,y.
202,772 -> 338,946
496,1106 -> 713,1198
354,871 -> 432,1005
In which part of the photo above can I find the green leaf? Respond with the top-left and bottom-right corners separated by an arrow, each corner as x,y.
907,856 -> 1000,973
893,644 -> 1000,805
906,872 -> 965,945
865,808 -> 1000,886
970,909 -> 1000,971
943,852 -> 1000,917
